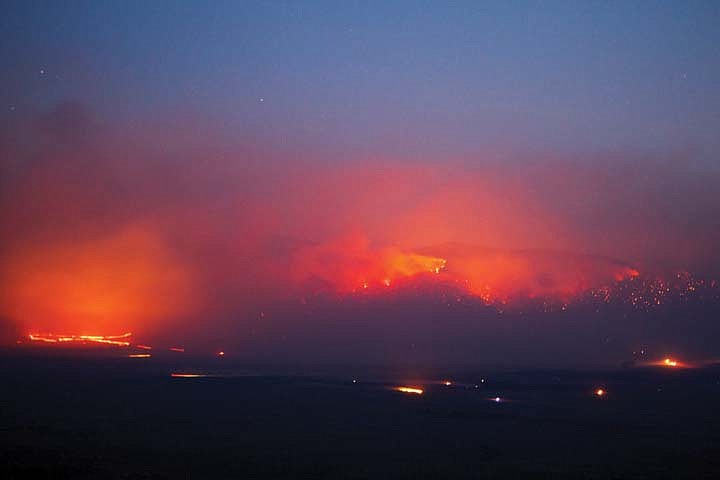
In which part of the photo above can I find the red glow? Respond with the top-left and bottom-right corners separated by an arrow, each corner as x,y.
217,351 -> 225,356
292,237 -> 446,293
135,344 -> 153,350
169,347 -> 185,353
595,388 -> 605,397
128,353 -> 151,358
171,373 -> 206,378
2,227 -> 194,337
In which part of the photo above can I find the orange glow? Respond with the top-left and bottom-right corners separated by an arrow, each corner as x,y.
169,347 -> 185,353
291,236 -> 641,303
443,380 -> 452,386
292,237 -> 446,293
27,332 -> 132,347
128,353 -> 151,358
595,388 -> 605,396
2,227 -> 194,336
171,373 -> 207,378
659,357 -> 683,367
394,386 -> 424,395
431,246 -> 641,303
641,357 -> 691,368
135,344 -> 153,350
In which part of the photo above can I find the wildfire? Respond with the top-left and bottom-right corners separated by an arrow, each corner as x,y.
293,237 -> 447,293
394,386 -> 424,395
644,357 -> 688,368
27,332 -> 132,347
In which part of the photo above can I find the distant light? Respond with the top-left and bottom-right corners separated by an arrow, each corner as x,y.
493,396 -> 501,403
595,388 -> 605,397
171,373 -> 206,378
383,278 -> 391,287
217,351 -> 225,357
481,378 -> 486,383
352,379 -> 357,383
663,358 -> 678,367
169,347 -> 185,353
444,380 -> 452,386
128,353 -> 151,358
394,386 -> 423,395
135,344 -> 153,350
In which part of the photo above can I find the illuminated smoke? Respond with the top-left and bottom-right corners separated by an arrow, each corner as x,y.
291,236 -> 446,292
1,102 -> 719,356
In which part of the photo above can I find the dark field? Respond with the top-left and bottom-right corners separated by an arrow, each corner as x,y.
1,352 -> 719,479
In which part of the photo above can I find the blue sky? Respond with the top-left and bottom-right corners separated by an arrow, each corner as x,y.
2,1 -> 720,160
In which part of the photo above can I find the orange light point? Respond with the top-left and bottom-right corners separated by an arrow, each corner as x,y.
394,386 -> 424,395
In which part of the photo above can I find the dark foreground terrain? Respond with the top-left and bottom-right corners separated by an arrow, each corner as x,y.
1,352 -> 719,479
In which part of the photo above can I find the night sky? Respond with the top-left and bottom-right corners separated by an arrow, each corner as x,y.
1,1 -> 720,366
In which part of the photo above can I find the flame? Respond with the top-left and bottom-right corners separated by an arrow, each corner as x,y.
171,373 -> 207,378
292,237 -> 446,292
128,353 -> 151,358
27,332 -> 132,347
643,357 -> 689,368
394,386 -> 424,395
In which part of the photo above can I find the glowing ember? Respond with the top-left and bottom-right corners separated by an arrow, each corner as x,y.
663,358 -> 678,367
595,388 -> 605,397
394,386 -> 424,395
27,332 -> 132,347
171,373 -> 207,378
128,353 -> 151,358
169,347 -> 185,353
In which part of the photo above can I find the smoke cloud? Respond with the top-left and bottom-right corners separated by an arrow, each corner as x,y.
1,102 -> 719,363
